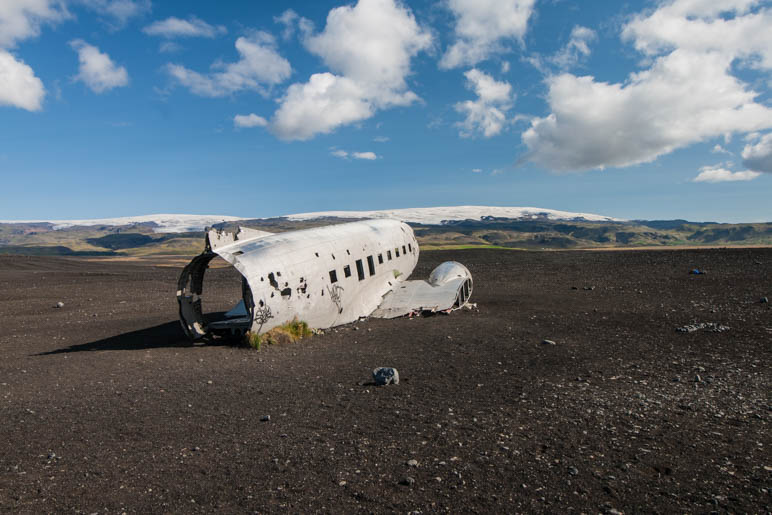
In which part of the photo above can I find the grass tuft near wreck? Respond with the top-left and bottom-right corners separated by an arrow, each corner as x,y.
245,318 -> 313,350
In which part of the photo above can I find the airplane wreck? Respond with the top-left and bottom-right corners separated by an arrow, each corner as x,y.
177,219 -> 473,340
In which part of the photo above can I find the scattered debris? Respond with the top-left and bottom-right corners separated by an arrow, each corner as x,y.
568,466 -> 579,476
761,297 -> 769,304
400,477 -> 415,486
373,367 -> 399,386
583,286 -> 595,290
542,339 -> 557,345
689,268 -> 706,275
676,322 -> 730,333
54,301 -> 64,309
260,415 -> 271,422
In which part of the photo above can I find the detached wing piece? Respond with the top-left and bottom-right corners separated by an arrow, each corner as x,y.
372,261 -> 473,319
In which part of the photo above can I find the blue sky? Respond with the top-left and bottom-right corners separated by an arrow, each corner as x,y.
1,0 -> 771,222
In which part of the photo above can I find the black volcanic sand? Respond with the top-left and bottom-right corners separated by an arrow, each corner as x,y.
0,249 -> 770,513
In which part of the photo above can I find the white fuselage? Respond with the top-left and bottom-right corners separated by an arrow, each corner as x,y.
214,219 -> 419,332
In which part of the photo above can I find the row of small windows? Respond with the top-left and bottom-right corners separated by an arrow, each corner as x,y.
328,243 -> 413,284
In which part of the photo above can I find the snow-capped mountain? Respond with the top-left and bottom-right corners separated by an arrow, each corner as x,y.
285,206 -> 623,224
1,214 -> 246,233
1,206 -> 622,233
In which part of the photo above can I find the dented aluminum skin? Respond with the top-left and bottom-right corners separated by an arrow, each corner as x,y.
177,219 -> 473,340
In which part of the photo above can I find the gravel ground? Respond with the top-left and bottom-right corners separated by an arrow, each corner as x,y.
0,248 -> 770,513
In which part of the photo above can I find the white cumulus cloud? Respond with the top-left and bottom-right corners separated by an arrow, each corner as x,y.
70,39 -> 128,93
272,73 -> 372,140
551,25 -> 597,69
0,0 -> 68,48
454,68 -> 514,138
167,31 -> 291,97
144,16 -> 226,39
271,0 -> 431,141
331,149 -> 378,160
622,0 -> 772,69
693,164 -> 761,183
0,49 -> 45,110
274,9 -> 313,41
78,0 -> 151,27
521,0 -> 772,172
441,0 -> 536,69
0,0 -> 70,110
233,113 -> 268,128
741,132 -> 772,173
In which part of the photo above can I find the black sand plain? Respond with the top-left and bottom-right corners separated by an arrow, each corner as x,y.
0,248 -> 770,513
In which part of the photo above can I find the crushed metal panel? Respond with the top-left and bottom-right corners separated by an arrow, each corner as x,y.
371,262 -> 473,319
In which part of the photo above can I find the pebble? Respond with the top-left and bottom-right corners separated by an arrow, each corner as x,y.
373,367 -> 399,386
542,339 -> 556,345
54,302 -> 64,308
406,459 -> 418,467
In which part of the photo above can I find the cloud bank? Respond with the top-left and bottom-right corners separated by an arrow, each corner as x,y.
521,0 -> 772,172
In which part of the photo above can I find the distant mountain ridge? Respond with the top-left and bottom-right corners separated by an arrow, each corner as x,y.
0,207 -> 769,256
0,206 -> 621,233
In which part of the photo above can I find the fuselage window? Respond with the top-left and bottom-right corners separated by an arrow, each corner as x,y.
329,270 -> 338,283
367,255 -> 375,276
343,265 -> 351,278
377,253 -> 383,264
355,259 -> 365,280
395,247 -> 400,257
402,245 -> 407,254
387,250 -> 392,260
408,243 -> 412,253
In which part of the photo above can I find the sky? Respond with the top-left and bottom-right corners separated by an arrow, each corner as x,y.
1,0 -> 771,223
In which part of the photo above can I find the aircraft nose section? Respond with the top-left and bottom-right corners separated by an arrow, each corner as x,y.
428,261 -> 472,286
